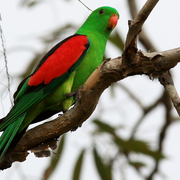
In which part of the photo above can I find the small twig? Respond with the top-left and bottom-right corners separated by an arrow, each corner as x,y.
159,71 -> 180,116
0,24 -> 13,105
78,0 -> 92,11
127,0 -> 157,51
118,83 -> 143,108
123,0 -> 159,66
125,0 -> 159,49
146,91 -> 173,180
129,92 -> 163,139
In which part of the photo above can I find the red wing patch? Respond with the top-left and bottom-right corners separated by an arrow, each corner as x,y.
28,35 -> 89,86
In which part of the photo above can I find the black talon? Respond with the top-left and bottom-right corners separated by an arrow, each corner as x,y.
66,90 -> 77,98
66,89 -> 80,101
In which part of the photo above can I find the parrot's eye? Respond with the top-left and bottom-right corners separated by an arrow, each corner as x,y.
99,9 -> 104,14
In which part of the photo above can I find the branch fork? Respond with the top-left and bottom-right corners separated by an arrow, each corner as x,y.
1,0 -> 180,170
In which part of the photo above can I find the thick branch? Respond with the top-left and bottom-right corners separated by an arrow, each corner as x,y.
1,47 -> 180,170
1,0 -> 179,171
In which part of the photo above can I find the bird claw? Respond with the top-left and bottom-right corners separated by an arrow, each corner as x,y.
66,89 -> 80,101
66,90 -> 77,98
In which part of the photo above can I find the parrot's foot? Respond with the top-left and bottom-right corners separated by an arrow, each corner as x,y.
66,90 -> 77,98
66,90 -> 79,101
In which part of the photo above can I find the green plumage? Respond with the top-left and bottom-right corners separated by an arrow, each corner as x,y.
0,6 -> 119,163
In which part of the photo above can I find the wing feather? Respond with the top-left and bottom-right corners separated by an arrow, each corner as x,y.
28,34 -> 90,86
0,34 -> 90,130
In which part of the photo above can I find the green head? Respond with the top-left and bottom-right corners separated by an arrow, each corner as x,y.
76,6 -> 119,38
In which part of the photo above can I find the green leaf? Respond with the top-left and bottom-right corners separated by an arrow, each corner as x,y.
20,0 -> 43,8
93,119 -> 115,135
43,135 -> 66,180
114,137 -> 164,160
72,149 -> 85,180
93,147 -> 112,180
129,161 -> 146,170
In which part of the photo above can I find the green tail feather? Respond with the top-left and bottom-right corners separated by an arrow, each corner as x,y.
0,113 -> 27,161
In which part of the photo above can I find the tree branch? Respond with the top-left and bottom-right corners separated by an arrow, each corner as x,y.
125,0 -> 159,49
127,0 -> 157,51
1,0 -> 180,172
123,0 -> 159,67
146,91 -> 173,180
159,71 -> 180,116
1,46 -> 180,170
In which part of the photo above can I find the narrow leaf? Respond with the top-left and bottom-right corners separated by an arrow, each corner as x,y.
93,147 -> 112,180
114,137 -> 164,160
43,135 -> 66,180
93,119 -> 115,135
72,149 -> 85,180
129,161 -> 146,170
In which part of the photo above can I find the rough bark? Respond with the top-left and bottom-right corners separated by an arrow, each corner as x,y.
1,0 -> 180,170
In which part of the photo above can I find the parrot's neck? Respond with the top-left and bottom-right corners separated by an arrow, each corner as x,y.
75,29 -> 109,46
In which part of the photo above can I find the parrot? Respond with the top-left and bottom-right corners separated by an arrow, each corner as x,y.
0,6 -> 119,163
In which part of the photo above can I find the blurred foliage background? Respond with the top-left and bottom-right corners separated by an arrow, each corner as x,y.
1,0 -> 180,180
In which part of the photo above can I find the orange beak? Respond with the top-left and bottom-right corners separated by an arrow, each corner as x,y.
108,13 -> 119,29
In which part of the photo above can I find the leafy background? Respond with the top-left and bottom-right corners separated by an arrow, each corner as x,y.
1,0 -> 180,180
